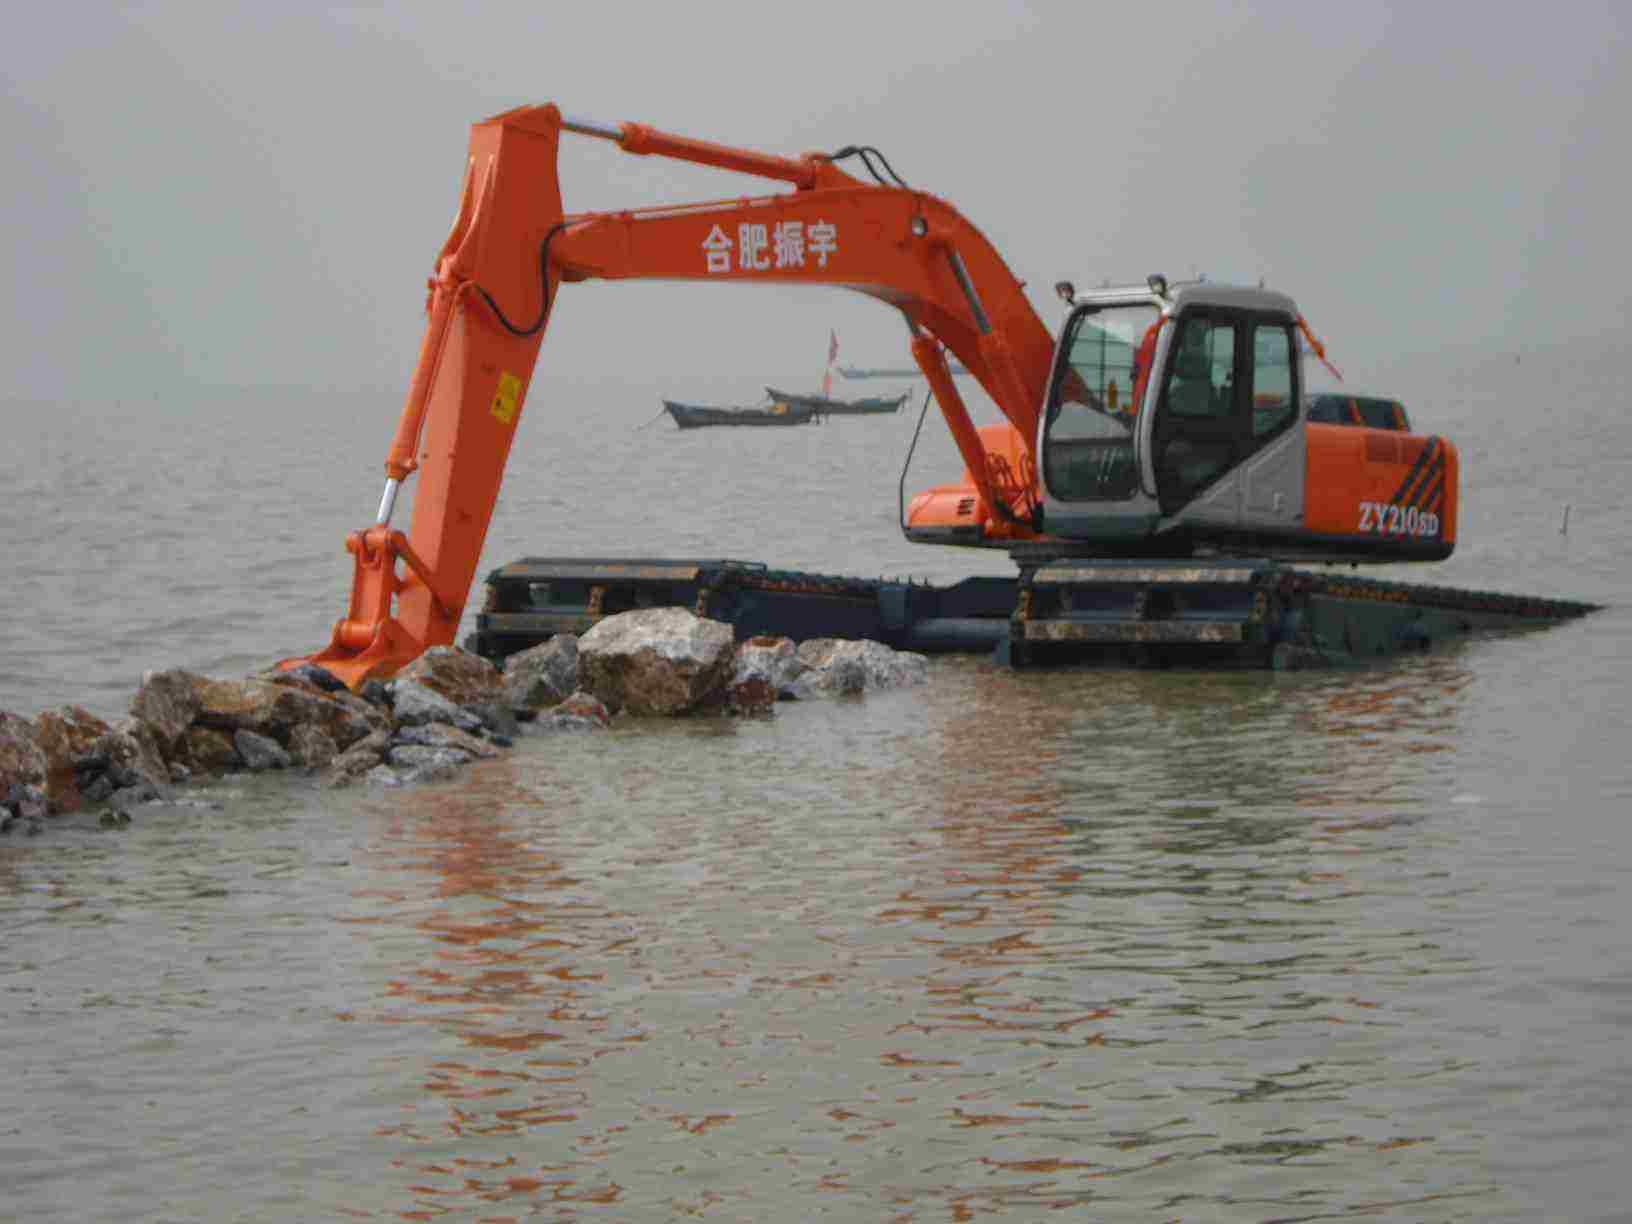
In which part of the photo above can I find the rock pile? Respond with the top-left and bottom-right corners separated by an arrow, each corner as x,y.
1,609 -> 929,834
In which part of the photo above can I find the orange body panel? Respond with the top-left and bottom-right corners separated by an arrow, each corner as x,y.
904,422 -> 1037,542
1303,423 -> 1459,551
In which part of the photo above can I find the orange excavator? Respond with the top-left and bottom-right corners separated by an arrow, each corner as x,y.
287,104 -> 1581,688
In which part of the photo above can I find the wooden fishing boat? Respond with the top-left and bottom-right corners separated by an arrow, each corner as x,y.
662,398 -> 820,429
763,386 -> 909,416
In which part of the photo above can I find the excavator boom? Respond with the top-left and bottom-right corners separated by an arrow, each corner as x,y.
290,103 -> 1054,687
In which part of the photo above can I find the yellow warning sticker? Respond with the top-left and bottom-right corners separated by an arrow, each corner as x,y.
491,371 -> 522,425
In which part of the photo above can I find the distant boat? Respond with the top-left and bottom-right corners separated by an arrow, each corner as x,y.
662,398 -> 821,429
764,386 -> 909,416
836,363 -> 968,378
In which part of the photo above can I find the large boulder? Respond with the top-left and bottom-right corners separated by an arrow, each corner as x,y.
577,608 -> 735,716
502,635 -> 579,712
396,646 -> 503,707
794,639 -> 930,697
32,706 -> 112,814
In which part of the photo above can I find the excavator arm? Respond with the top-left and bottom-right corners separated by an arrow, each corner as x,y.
290,102 -> 1058,687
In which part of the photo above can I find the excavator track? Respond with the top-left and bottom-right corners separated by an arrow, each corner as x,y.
1011,556 -> 1599,669
467,555 -> 1599,671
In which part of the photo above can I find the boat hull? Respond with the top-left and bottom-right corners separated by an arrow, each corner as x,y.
764,387 -> 908,415
663,400 -> 819,429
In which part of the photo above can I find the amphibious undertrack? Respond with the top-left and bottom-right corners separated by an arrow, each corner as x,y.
466,556 -> 1600,671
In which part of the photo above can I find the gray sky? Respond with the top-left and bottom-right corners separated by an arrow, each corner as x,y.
3,1 -> 1626,403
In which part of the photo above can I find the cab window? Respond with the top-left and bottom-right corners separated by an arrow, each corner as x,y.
1162,318 -> 1235,418
1355,397 -> 1406,430
1250,324 -> 1296,439
1041,302 -> 1156,501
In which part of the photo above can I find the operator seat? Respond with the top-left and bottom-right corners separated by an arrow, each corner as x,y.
1166,346 -> 1216,417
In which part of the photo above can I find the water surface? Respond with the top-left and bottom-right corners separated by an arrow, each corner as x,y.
2,359 -> 1627,1220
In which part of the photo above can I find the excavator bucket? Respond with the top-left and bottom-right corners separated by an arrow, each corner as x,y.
289,105 -> 568,688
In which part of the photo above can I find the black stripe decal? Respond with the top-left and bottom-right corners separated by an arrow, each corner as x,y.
1388,438 -> 1433,504
1403,453 -> 1443,512
1416,471 -> 1444,523
1392,437 -> 1442,507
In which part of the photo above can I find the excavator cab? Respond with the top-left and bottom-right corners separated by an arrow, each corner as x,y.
1037,281 -> 1321,557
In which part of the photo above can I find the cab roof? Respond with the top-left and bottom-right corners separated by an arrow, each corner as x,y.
1068,279 -> 1299,319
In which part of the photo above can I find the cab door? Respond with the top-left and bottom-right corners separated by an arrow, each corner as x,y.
1147,308 -> 1301,519
1149,311 -> 1240,515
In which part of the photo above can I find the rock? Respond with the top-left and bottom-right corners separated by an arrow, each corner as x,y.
794,638 -> 929,696
234,730 -> 292,772
1,712 -> 48,797
463,701 -> 521,742
190,674 -> 384,752
110,779 -> 170,816
794,647 -> 866,696
537,691 -> 611,731
396,646 -> 502,707
287,724 -> 339,770
178,726 -> 241,774
130,669 -> 203,757
5,782 -> 49,822
358,679 -> 393,709
32,706 -> 112,814
501,635 -> 580,711
283,662 -> 348,693
97,719 -> 172,790
365,764 -> 409,788
322,731 -> 390,789
393,723 -> 501,760
725,675 -> 776,717
324,691 -> 392,747
79,774 -> 115,805
388,678 -> 485,733
732,636 -> 809,699
386,743 -> 475,770
577,608 -> 735,716
376,745 -> 468,785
